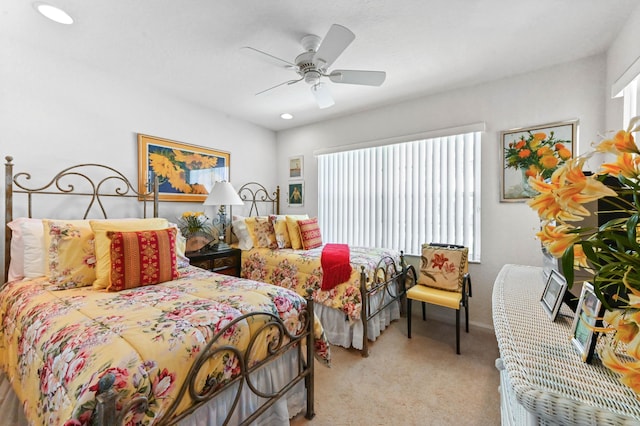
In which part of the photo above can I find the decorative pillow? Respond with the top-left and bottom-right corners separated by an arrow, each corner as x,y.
417,244 -> 468,292
270,214 -> 308,249
232,216 -> 253,250
90,218 -> 170,289
244,216 -> 269,247
298,217 -> 323,250
168,222 -> 190,269
254,217 -> 278,249
7,217 -> 42,281
21,219 -> 47,278
43,219 -> 96,289
107,227 -> 178,291
286,215 -> 307,250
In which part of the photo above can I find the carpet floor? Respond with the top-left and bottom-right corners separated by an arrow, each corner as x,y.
291,316 -> 501,426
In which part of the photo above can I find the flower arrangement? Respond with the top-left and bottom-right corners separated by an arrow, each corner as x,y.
176,211 -> 213,239
527,116 -> 640,394
505,131 -> 572,180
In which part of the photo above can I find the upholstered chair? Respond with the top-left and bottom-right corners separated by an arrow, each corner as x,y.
406,243 -> 472,354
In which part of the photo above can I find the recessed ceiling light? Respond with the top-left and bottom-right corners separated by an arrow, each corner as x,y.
280,113 -> 293,120
34,2 -> 74,25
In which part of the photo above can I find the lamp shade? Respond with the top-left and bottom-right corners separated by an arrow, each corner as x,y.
203,181 -> 244,206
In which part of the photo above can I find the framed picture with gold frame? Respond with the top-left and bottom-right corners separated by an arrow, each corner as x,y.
500,119 -> 577,202
138,134 -> 229,202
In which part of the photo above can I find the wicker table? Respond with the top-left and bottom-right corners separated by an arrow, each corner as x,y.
493,264 -> 640,425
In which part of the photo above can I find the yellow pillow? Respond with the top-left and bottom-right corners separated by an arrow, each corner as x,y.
43,219 -> 95,289
90,218 -> 169,289
286,215 -> 309,250
244,216 -> 270,247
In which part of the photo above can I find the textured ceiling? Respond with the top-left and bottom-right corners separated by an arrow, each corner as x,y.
2,0 -> 638,131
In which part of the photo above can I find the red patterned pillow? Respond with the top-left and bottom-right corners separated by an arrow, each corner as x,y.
107,228 -> 178,291
297,217 -> 323,250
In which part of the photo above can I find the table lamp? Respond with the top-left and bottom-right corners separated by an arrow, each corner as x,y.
203,181 -> 244,250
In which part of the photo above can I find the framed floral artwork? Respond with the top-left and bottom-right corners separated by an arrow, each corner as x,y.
500,119 -> 577,202
288,181 -> 304,207
138,134 -> 230,202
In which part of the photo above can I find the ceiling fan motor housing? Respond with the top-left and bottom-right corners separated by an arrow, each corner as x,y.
295,50 -> 324,85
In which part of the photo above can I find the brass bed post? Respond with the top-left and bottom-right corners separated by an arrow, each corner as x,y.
275,185 -> 280,215
4,156 -> 14,284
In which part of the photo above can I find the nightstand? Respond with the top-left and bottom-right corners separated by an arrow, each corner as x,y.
185,246 -> 241,277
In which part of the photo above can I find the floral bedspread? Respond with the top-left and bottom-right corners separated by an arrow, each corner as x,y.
241,246 -> 401,322
0,266 -> 330,425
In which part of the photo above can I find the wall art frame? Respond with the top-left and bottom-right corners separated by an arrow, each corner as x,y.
288,181 -> 304,207
138,134 -> 229,202
289,155 -> 303,179
570,282 -> 602,363
500,119 -> 577,202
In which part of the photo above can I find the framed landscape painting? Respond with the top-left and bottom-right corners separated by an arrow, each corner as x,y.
500,120 -> 577,202
138,134 -> 230,202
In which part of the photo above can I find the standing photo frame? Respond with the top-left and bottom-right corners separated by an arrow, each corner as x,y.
138,134 -> 230,202
540,269 -> 568,321
571,282 -> 603,363
288,181 -> 304,207
289,155 -> 303,179
500,119 -> 577,202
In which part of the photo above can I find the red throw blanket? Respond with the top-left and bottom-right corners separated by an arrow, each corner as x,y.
321,243 -> 352,291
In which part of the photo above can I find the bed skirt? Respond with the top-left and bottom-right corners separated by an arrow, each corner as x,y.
0,348 -> 306,425
315,291 -> 401,350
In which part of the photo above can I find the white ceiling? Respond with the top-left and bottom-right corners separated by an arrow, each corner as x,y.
2,0 -> 638,131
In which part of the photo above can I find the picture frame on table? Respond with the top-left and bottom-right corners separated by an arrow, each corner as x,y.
288,181 -> 304,207
500,119 -> 577,203
570,282 -> 602,363
137,134 -> 229,202
540,269 -> 568,321
289,155 -> 303,179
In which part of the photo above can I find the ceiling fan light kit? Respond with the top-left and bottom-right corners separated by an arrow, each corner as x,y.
244,24 -> 386,109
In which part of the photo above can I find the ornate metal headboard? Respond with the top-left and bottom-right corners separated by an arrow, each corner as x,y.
237,182 -> 280,217
4,155 -> 159,283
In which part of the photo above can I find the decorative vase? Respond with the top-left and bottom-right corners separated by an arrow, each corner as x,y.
520,169 -> 538,197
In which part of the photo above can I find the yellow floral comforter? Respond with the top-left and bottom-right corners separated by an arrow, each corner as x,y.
0,266 -> 330,425
241,246 -> 401,322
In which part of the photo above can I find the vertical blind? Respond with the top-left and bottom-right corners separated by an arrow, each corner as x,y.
317,131 -> 481,261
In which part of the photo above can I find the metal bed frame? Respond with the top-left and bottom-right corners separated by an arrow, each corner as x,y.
237,181 -> 410,357
3,156 -> 315,425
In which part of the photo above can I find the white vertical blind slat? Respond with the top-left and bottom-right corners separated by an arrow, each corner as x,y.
317,131 -> 481,261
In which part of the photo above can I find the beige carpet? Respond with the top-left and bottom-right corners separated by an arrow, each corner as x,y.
291,316 -> 501,426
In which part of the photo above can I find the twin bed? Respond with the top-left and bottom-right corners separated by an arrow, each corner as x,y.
235,183 -> 410,357
1,157 -> 329,425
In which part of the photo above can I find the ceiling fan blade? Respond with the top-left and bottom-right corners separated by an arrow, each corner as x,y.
311,83 -> 335,109
241,46 -> 298,69
328,70 -> 386,86
313,24 -> 355,68
256,78 -> 302,95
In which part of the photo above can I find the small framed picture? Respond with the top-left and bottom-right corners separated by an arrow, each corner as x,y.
570,282 -> 602,363
289,155 -> 303,179
540,269 -> 567,321
288,181 -> 304,207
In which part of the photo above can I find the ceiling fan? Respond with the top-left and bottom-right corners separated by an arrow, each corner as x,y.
242,24 -> 386,109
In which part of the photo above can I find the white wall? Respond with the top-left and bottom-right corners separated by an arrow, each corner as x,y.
0,38 -> 277,275
606,2 -> 640,129
276,54 -> 608,329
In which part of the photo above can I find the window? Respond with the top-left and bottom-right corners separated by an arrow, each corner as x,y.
317,128 -> 482,262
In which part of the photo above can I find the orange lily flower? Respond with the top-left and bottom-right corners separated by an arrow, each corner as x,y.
536,222 -> 579,258
600,152 -> 640,179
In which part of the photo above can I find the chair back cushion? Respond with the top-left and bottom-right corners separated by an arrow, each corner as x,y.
418,244 -> 468,292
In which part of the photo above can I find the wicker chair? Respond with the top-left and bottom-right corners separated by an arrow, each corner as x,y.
406,243 -> 472,354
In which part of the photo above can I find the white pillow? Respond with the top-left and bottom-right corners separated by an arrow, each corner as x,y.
232,216 -> 253,250
7,218 -> 43,281
21,219 -> 46,278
